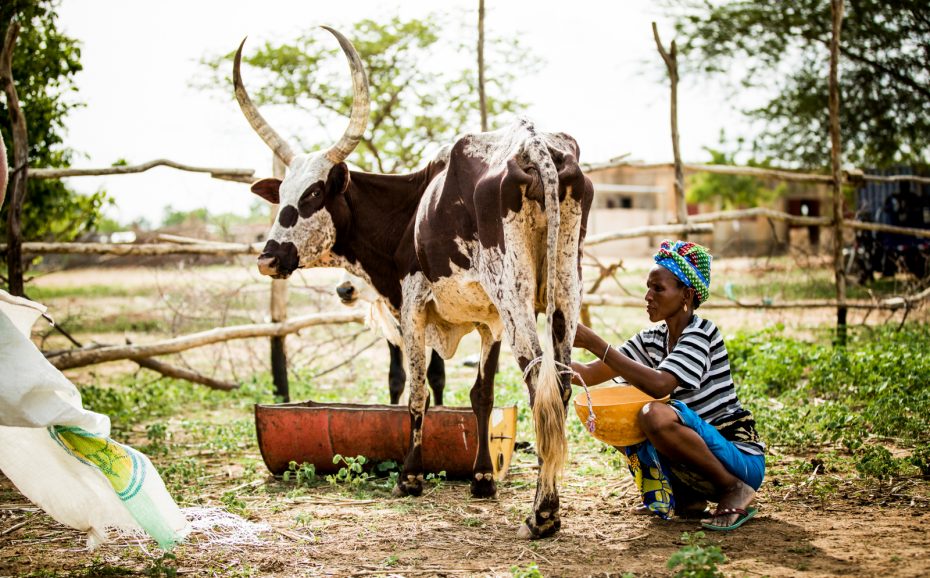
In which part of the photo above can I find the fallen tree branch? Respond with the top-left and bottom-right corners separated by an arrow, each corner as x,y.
50,309 -> 367,370
132,356 -> 238,391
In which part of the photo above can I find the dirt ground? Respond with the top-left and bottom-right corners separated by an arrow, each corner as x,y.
2,263 -> 928,577
1,444 -> 928,578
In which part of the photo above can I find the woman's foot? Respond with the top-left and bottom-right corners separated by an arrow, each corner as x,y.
674,500 -> 710,519
702,481 -> 755,528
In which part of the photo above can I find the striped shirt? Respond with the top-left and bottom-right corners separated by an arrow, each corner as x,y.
616,314 -> 765,455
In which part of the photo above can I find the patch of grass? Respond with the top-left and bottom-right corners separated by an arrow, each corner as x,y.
730,323 -> 930,457
80,375 -> 274,434
27,284 -> 149,300
159,457 -> 207,498
144,553 -> 178,578
667,531 -> 726,578
59,313 -> 163,334
510,562 -> 544,578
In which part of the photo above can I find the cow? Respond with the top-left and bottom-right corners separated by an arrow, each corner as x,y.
234,27 -> 593,539
335,271 -> 446,405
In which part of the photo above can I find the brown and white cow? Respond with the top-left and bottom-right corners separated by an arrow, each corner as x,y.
335,271 -> 446,405
235,27 -> 593,539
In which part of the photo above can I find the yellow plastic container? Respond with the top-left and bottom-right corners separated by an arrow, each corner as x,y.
574,385 -> 670,447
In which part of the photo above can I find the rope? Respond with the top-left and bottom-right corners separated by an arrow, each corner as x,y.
522,354 -> 597,433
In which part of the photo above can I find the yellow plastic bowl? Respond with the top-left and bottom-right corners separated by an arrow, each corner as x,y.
573,385 -> 670,447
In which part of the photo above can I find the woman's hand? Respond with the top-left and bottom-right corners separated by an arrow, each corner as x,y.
573,322 -> 606,354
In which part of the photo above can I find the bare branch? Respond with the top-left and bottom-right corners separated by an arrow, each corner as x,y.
28,159 -> 255,181
585,223 -> 712,245
133,356 -> 239,391
4,241 -> 263,256
50,309 -> 367,370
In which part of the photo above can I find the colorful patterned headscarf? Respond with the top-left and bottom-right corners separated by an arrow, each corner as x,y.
653,240 -> 712,305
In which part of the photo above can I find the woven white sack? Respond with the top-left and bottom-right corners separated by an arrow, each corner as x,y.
0,290 -> 187,549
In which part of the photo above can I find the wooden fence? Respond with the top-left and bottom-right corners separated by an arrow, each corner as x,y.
4,0 -> 928,392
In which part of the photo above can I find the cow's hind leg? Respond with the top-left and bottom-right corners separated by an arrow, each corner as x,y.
393,275 -> 430,498
506,322 -> 565,539
470,325 -> 500,498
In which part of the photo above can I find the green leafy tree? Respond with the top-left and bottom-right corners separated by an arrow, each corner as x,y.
1,0 -> 111,244
199,14 -> 539,173
665,0 -> 930,169
687,132 -> 786,209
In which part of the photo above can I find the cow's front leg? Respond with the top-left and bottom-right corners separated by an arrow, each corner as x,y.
470,326 -> 500,498
426,349 -> 446,406
393,276 -> 430,498
387,341 -> 406,405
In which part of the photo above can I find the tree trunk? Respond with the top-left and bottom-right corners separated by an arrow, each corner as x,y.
1,20 -> 27,296
829,0 -> 847,345
652,23 -> 687,231
478,0 -> 488,132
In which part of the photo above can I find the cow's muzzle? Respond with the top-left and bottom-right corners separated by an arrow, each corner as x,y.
335,281 -> 357,305
257,240 -> 299,279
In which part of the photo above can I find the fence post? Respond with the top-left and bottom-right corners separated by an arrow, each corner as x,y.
270,155 -> 289,400
652,23 -> 688,234
829,0 -> 847,345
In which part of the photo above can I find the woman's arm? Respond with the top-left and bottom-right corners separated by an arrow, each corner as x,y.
573,323 -> 679,398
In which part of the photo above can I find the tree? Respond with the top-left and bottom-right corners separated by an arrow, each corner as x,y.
199,14 -> 539,173
687,133 -> 786,210
1,1 -> 110,245
665,0 -> 930,170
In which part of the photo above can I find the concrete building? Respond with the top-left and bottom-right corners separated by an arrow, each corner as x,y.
583,160 -> 833,258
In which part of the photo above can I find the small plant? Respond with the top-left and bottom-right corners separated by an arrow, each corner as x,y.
855,445 -> 904,481
510,562 -> 544,578
221,491 -> 249,517
283,461 -> 317,487
667,531 -> 726,578
145,553 -> 178,578
294,512 -> 313,527
381,554 -> 400,567
425,470 -> 447,488
463,516 -> 484,528
144,422 -> 169,454
325,454 -> 372,486
908,443 -> 930,476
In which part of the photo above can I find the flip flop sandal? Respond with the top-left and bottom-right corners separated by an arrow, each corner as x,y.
701,507 -> 758,531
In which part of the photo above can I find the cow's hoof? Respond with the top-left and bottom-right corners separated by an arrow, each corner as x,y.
517,513 -> 561,540
392,474 -> 424,498
470,472 -> 497,499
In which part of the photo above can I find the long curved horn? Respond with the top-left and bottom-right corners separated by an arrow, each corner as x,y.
233,37 -> 296,166
321,26 -> 370,164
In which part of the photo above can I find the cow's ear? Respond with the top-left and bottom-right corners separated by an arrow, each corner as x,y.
251,178 -> 281,204
325,163 -> 350,196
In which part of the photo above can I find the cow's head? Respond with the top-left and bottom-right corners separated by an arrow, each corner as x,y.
335,271 -> 380,307
235,27 -> 369,278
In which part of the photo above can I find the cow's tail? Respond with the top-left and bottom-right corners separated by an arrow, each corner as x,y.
525,136 -> 567,500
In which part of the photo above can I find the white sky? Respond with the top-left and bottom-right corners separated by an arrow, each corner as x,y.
54,0 -> 758,226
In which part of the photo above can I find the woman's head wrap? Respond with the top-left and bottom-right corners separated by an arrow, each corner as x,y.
653,240 -> 712,305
